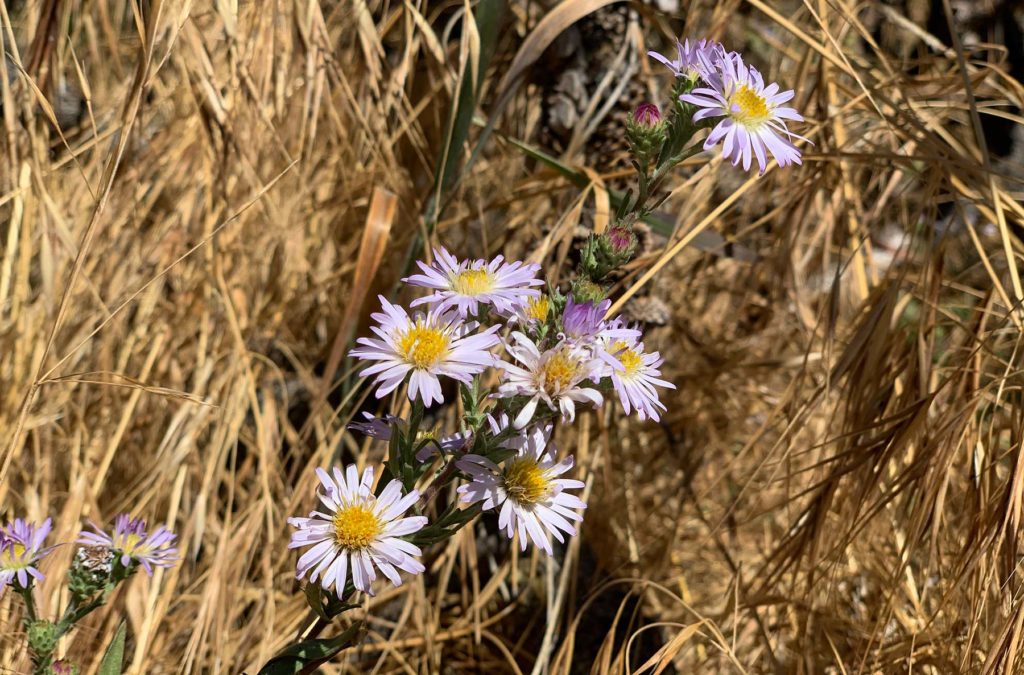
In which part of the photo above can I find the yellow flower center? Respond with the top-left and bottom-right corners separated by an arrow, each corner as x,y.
453,268 -> 495,296
540,350 -> 580,392
525,295 -> 550,322
0,542 -> 26,566
397,322 -> 450,368
333,504 -> 382,550
611,340 -> 642,375
503,459 -> 551,505
122,533 -> 143,553
730,85 -> 770,126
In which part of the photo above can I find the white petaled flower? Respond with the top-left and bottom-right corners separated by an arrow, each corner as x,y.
648,38 -> 720,81
349,296 -> 500,407
606,339 -> 676,422
404,247 -> 544,318
495,332 -> 604,428
288,465 -> 427,597
0,518 -> 53,592
348,412 -> 472,461
457,419 -> 585,555
681,50 -> 805,175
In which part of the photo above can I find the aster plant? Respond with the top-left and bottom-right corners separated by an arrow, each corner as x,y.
265,246 -> 674,671
1,514 -> 178,674
265,34 -> 804,671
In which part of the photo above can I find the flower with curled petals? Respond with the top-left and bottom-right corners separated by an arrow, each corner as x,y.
495,333 -> 604,428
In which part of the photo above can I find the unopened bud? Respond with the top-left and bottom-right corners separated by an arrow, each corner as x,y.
626,103 -> 667,167
27,619 -> 59,658
632,103 -> 662,127
51,660 -> 80,675
604,224 -> 637,256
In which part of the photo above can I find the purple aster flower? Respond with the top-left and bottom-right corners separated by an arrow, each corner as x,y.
605,339 -> 676,421
403,247 -> 544,318
349,296 -> 501,407
681,50 -> 806,175
288,465 -> 427,597
560,296 -> 641,367
348,411 -> 472,461
0,517 -> 53,591
648,38 -> 720,80
78,515 -> 178,576
457,417 -> 585,555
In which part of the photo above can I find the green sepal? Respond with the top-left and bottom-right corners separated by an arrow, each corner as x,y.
303,583 -> 358,621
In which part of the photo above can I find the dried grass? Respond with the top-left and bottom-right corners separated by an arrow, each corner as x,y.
2,0 -> 1023,672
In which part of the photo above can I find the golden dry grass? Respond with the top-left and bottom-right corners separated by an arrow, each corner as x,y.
2,0 -> 1024,672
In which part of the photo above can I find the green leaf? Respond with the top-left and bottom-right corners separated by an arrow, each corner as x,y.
98,621 -> 127,675
428,0 -> 504,220
257,622 -> 363,674
407,504 -> 481,546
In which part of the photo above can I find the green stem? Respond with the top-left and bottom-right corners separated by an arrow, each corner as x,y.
17,585 -> 37,623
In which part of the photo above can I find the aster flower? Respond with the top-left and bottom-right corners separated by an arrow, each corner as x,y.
681,50 -> 805,175
495,332 -> 604,428
288,465 -> 427,596
349,296 -> 500,407
457,421 -> 585,555
605,339 -> 676,422
404,247 -> 544,318
78,514 -> 178,576
648,38 -> 719,81
561,295 -> 640,346
0,517 -> 53,591
348,411 -> 472,461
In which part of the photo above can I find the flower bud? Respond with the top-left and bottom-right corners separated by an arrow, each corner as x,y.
632,102 -> 662,127
626,103 -> 667,168
602,223 -> 638,258
570,278 -> 606,305
27,619 -> 59,658
51,660 -> 79,675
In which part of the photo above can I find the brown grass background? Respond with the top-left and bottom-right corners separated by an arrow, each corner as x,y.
2,0 -> 1024,672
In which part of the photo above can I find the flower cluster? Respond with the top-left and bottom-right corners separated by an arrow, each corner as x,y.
650,38 -> 806,174
288,246 -> 675,602
1,513 -> 178,674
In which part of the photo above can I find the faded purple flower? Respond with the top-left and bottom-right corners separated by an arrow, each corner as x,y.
78,514 -> 178,576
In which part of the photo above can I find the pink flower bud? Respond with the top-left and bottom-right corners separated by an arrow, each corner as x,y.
606,224 -> 637,254
632,103 -> 662,128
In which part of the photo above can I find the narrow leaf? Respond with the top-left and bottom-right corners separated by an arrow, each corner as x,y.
98,621 -> 127,675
